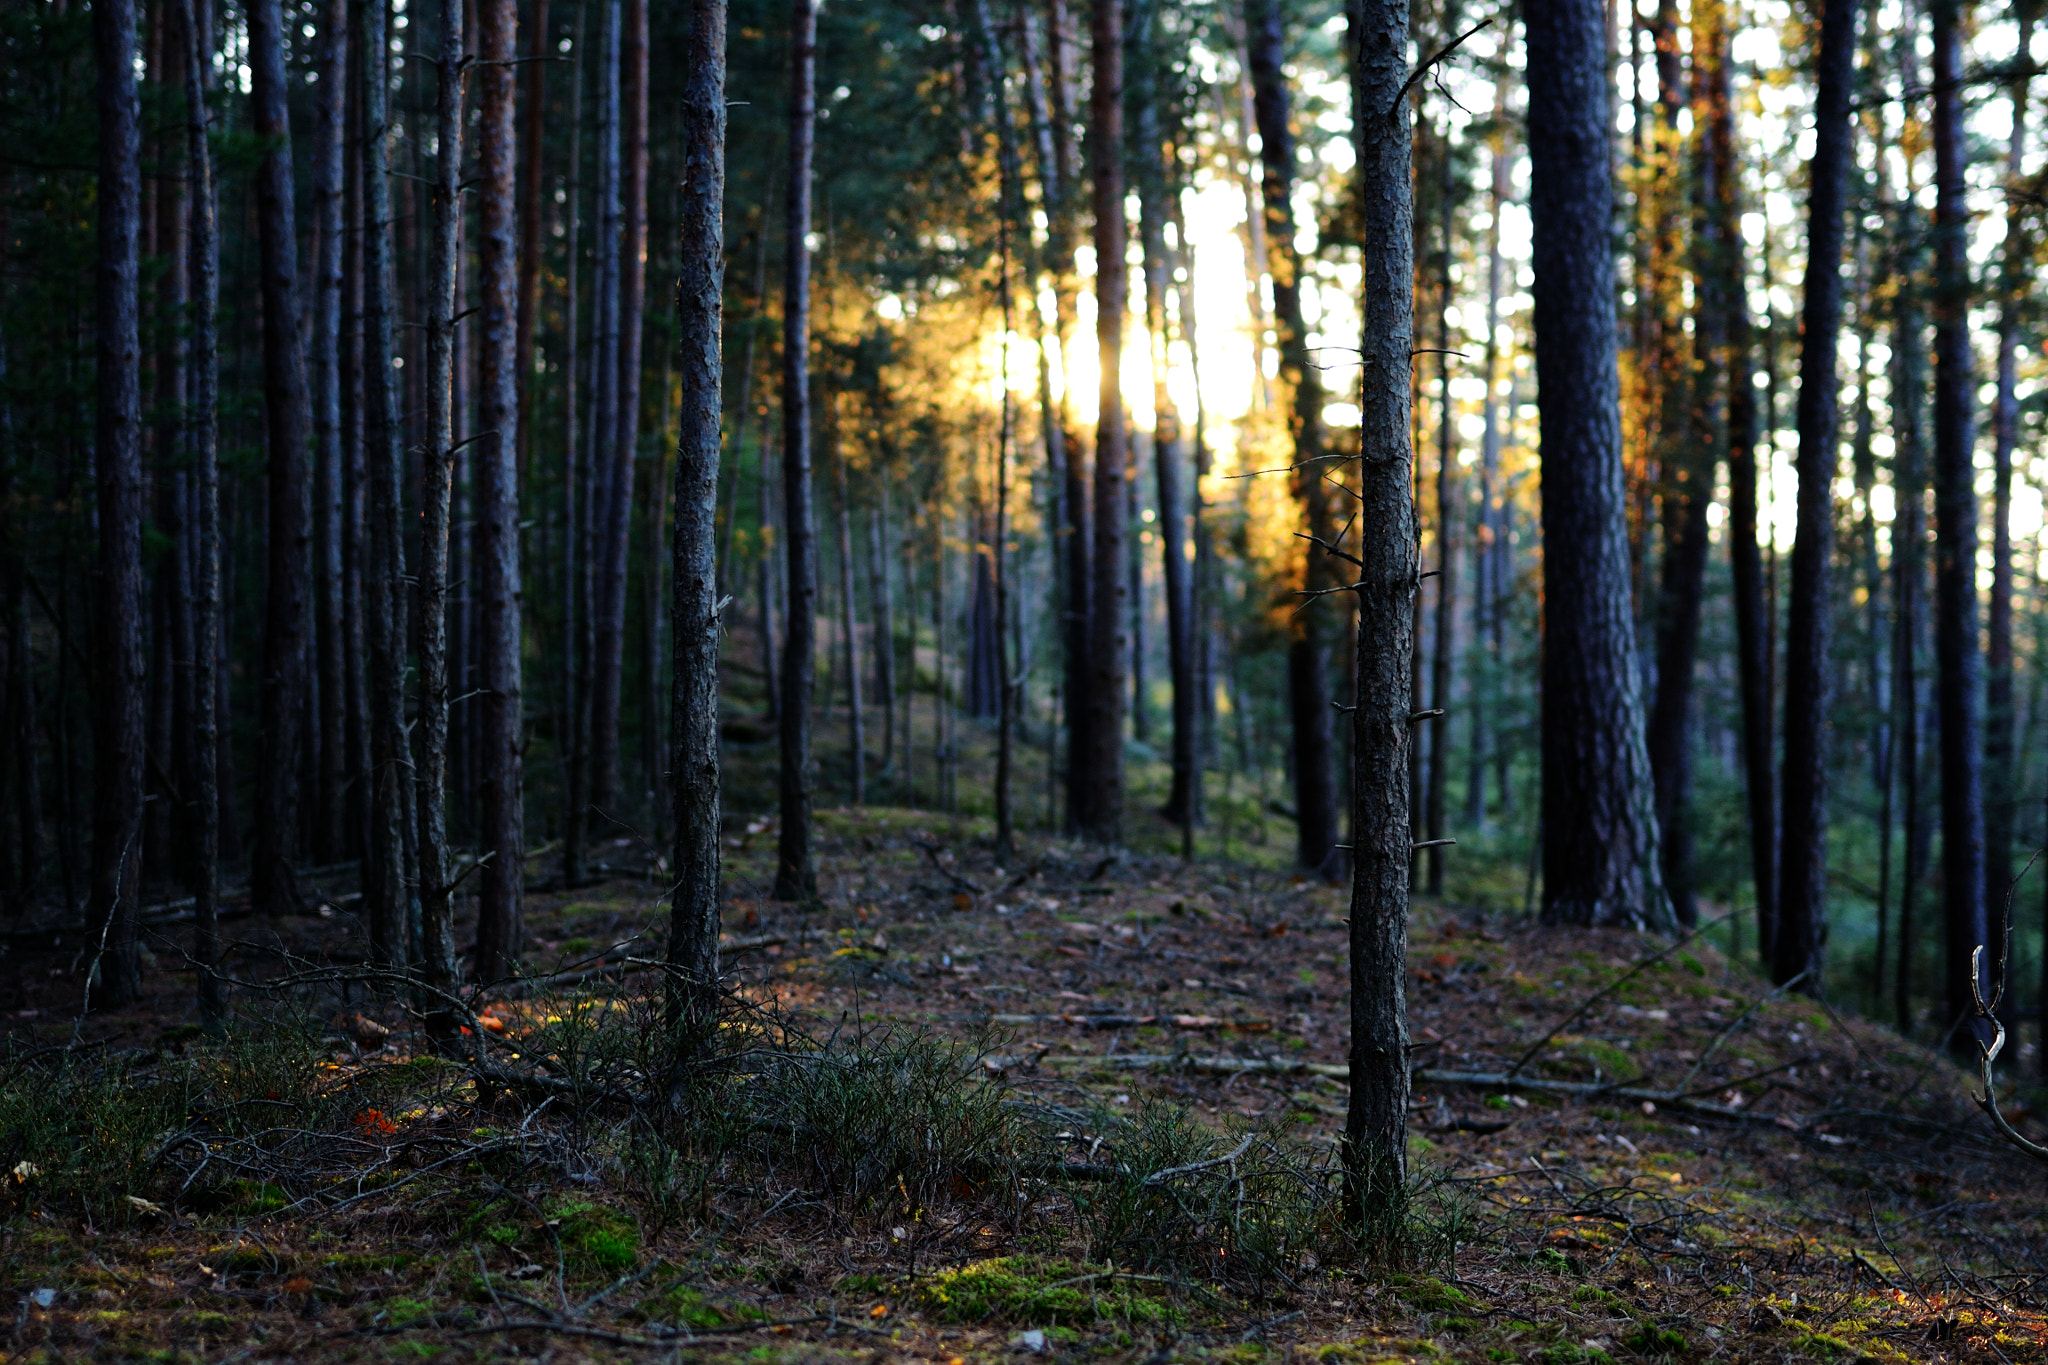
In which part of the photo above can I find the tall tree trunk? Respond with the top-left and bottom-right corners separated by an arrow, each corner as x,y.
1928,0 -> 1985,1043
248,0 -> 314,917
668,0 -> 725,1028
868,483 -> 895,769
476,0 -> 525,980
516,0 -> 550,497
363,0 -> 414,968
1247,0 -> 1337,876
1072,0 -> 1127,844
1718,20 -> 1775,963
1528,0 -> 1668,931
562,0 -> 590,885
1773,0 -> 1857,989
1425,86 -> 1456,896
774,0 -> 819,900
176,0 -> 224,1024
88,0 -> 145,1009
588,0 -> 626,815
1645,0 -> 1732,929
417,0 -> 467,1013
1891,148 -> 1930,1033
312,0 -> 350,864
342,18 -> 370,865
1345,0 -> 1416,1233
1985,3 -> 2034,982
1467,75 -> 1509,831
833,419 -> 864,803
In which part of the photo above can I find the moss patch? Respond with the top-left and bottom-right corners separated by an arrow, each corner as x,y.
912,1256 -> 1177,1326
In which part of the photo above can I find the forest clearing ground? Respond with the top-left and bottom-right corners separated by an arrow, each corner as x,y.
4,798 -> 2048,1364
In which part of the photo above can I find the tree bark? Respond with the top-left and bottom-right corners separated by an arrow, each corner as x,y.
1344,0 -> 1416,1234
1928,0 -> 1986,1044
418,0 -> 467,1012
88,0 -> 145,1009
868,482 -> 896,769
312,0 -> 350,865
516,0 -> 550,497
176,0 -> 224,1024
588,0 -> 627,815
1527,0 -> 1668,932
476,0 -> 525,981
1890,152 -> 1929,1034
1466,74 -> 1509,831
1425,81 -> 1457,896
774,0 -> 820,900
669,0 -> 726,1029
363,0 -> 414,968
832,416 -> 864,803
1247,0 -> 1338,877
247,0 -> 314,918
1985,3 -> 2034,983
562,0 -> 591,885
1070,0 -> 1128,844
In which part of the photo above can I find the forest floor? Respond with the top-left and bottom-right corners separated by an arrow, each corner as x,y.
5,746 -> 2048,1363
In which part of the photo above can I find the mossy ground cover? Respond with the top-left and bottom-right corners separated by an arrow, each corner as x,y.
5,773 -> 2048,1362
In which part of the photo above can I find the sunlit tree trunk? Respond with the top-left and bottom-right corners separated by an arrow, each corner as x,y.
1345,0 -> 1416,1233
669,0 -> 726,1027
476,0 -> 525,980
248,0 -> 313,918
774,0 -> 820,900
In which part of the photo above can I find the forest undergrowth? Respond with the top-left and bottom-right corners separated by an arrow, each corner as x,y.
4,748 -> 2048,1364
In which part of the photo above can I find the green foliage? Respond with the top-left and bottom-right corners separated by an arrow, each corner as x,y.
913,1256 -> 1178,1326
548,1199 -> 641,1276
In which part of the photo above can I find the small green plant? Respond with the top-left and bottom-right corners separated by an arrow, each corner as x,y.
549,1200 -> 640,1275
914,1256 -> 1177,1326
1623,1326 -> 1688,1356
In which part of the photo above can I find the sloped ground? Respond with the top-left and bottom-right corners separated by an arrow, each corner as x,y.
4,800 -> 2046,1364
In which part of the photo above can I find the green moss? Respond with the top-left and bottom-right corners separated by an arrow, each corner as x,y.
548,1199 -> 640,1275
1623,1326 -> 1687,1356
1569,1285 -> 1629,1314
1392,1274 -> 1474,1315
633,1283 -> 767,1329
1793,1333 -> 1853,1357
1537,1346 -> 1612,1365
913,1256 -> 1177,1326
177,1310 -> 237,1334
380,1298 -> 435,1328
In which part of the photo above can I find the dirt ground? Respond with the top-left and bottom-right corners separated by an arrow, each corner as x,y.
5,801 -> 2048,1364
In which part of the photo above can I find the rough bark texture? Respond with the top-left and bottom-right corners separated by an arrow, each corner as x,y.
362,0 -> 413,968
1772,0 -> 1857,990
1528,0 -> 1668,932
417,0 -> 465,1009
774,0 -> 820,901
832,422 -> 864,803
476,0 -> 525,981
1072,0 -> 1127,844
588,0 -> 625,815
312,0 -> 349,865
669,0 -> 726,1026
1247,0 -> 1339,878
1986,4 -> 2034,983
1344,0 -> 1415,1236
1890,182 -> 1928,1037
516,0 -> 550,493
247,0 -> 313,919
1928,0 -> 1985,1043
88,0 -> 144,1009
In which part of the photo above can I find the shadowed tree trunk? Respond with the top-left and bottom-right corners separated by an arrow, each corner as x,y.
1528,0 -> 1668,932
1773,0 -> 1858,990
248,0 -> 313,918
1986,2 -> 2034,982
176,0 -> 223,1023
774,0 -> 820,900
516,0 -> 550,495
1247,0 -> 1338,877
832,416 -> 863,803
417,0 -> 466,1014
476,0 -> 525,981
587,0 -> 625,816
88,0 -> 144,1009
363,0 -> 414,969
1466,73 -> 1509,831
1890,133 -> 1930,1035
1344,0 -> 1416,1235
868,483 -> 896,769
1071,0 -> 1128,844
312,0 -> 349,865
669,0 -> 726,1029
562,1 -> 591,886
1928,0 -> 1986,1045
1425,74 -> 1457,896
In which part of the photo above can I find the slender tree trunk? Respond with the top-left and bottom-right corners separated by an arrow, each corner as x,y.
1928,0 -> 1986,1042
1718,34 -> 1775,963
1467,77 -> 1509,831
1345,0 -> 1416,1233
1247,0 -> 1337,876
1772,0 -> 1858,989
587,0 -> 626,815
87,0 -> 145,1010
774,0 -> 819,900
248,0 -> 314,918
1425,96 -> 1457,896
1527,0 -> 1668,931
176,0 -> 224,1024
476,0 -> 525,980
312,0 -> 349,865
342,18 -> 370,865
668,0 -> 725,1028
363,0 -> 414,968
832,417 -> 863,804
516,0 -> 550,497
1892,144 -> 1930,1033
869,482 -> 896,769
417,0 -> 466,1013
1985,4 -> 2034,980
562,0 -> 590,885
